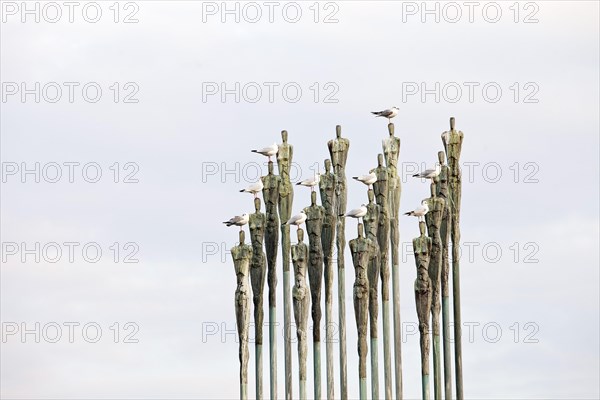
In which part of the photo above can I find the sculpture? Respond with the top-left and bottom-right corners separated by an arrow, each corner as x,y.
292,228 -> 311,400
364,189 -> 381,400
249,197 -> 267,400
277,130 -> 295,400
304,190 -> 325,400
231,230 -> 253,400
442,117 -> 464,400
413,222 -> 433,400
436,150 -> 452,399
349,223 -> 371,400
328,125 -> 350,400
382,122 -> 403,398
372,153 -> 392,399
261,160 -> 280,400
425,181 -> 445,400
319,159 -> 337,400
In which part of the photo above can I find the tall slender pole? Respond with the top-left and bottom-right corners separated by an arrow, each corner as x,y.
277,130 -> 294,400
328,125 -> 350,399
413,222 -> 432,400
262,162 -> 280,400
442,117 -> 464,399
373,154 -> 392,399
425,182 -> 445,400
249,198 -> 267,400
319,159 -> 337,400
383,122 -> 403,399
436,151 -> 453,399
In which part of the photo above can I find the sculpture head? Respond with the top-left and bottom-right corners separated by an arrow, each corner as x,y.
419,221 -> 426,235
267,161 -> 274,174
239,229 -> 245,244
336,125 -> 342,139
438,150 -> 445,165
357,222 -> 364,238
254,197 -> 261,212
368,189 -> 375,204
324,159 -> 331,173
311,190 -> 317,206
430,182 -> 436,197
297,227 -> 304,242
388,122 -> 395,137
377,153 -> 384,167
450,117 -> 455,131
281,130 -> 288,143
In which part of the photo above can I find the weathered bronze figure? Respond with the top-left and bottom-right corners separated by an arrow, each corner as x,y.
292,228 -> 311,400
328,125 -> 350,400
231,230 -> 253,400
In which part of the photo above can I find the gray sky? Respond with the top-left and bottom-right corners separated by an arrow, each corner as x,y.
1,1 -> 599,398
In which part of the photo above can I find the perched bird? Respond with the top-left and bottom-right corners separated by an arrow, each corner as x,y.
285,210 -> 307,229
371,107 -> 399,122
404,201 -> 429,222
296,173 -> 321,192
353,171 -> 377,188
344,205 -> 368,220
413,164 -> 441,181
223,213 -> 250,231
251,143 -> 278,161
239,180 -> 264,198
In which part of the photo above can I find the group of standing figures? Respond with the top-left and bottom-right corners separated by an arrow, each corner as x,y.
226,118 -> 464,400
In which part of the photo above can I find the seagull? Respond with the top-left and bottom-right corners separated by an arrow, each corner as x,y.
371,107 -> 399,122
413,164 -> 441,181
344,205 -> 368,221
353,171 -> 377,188
404,201 -> 429,222
251,143 -> 278,162
296,173 -> 321,192
240,180 -> 264,198
223,213 -> 250,231
285,210 -> 307,229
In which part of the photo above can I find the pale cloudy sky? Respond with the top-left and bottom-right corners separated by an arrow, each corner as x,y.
1,1 -> 599,399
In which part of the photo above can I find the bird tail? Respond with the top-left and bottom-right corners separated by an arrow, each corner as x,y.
223,221 -> 232,226
404,212 -> 413,216
371,111 -> 380,116
352,176 -> 359,180
295,182 -> 301,185
412,173 -> 420,177
250,149 -> 258,153
239,189 -> 245,193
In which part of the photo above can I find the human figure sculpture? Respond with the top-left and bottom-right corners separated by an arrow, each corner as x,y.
261,161 -> 280,400
442,117 -> 464,400
231,230 -> 253,400
425,181 -> 445,400
371,153 -> 392,399
382,122 -> 403,398
303,190 -> 325,400
292,228 -> 310,400
435,150 -> 453,399
277,130 -> 294,400
318,158 -> 336,400
249,197 -> 267,400
349,223 -> 371,400
413,221 -> 433,400
363,189 -> 381,400
327,125 -> 350,399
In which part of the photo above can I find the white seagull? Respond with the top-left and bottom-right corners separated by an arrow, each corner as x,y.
296,173 -> 321,192
404,201 -> 429,222
371,107 -> 399,122
240,180 -> 264,198
413,164 -> 441,181
344,205 -> 368,220
285,210 -> 307,229
353,171 -> 377,188
251,143 -> 279,162
223,213 -> 250,231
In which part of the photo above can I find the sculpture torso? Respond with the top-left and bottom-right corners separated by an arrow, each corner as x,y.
319,172 -> 336,216
277,143 -> 293,197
